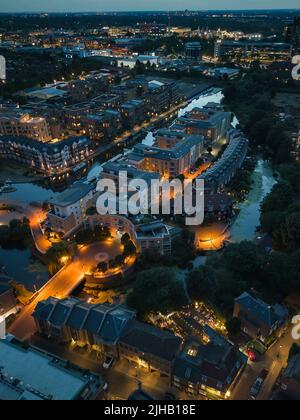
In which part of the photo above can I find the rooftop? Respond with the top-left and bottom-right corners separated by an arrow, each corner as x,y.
0,336 -> 102,400
48,183 -> 94,207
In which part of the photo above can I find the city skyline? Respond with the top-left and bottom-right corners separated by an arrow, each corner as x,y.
0,0 -> 300,13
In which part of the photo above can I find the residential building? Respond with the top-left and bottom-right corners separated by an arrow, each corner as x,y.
128,131 -> 204,178
119,320 -> 181,377
33,298 -> 181,378
0,335 -> 105,400
0,135 -> 92,175
233,292 -> 289,345
81,110 -> 122,141
198,129 -> 248,192
47,182 -> 95,236
172,326 -> 247,399
0,112 -> 51,142
121,99 -> 145,127
172,103 -> 232,145
135,221 -> 181,256
33,298 -> 136,357
145,81 -> 183,115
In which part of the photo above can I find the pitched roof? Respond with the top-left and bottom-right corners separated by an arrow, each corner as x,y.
235,292 -> 286,327
120,320 -> 181,361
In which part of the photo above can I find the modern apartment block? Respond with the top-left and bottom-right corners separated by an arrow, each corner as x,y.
128,132 -> 204,178
172,103 -> 232,145
135,221 -> 181,256
120,99 -> 145,126
0,135 -> 92,175
198,129 -> 248,192
145,80 -> 183,115
0,112 -> 51,142
0,335 -> 105,400
46,182 -> 95,236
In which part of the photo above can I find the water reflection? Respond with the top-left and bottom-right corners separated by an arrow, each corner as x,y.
230,160 -> 277,242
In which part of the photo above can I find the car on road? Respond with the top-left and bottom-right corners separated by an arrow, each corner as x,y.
103,356 -> 114,369
249,370 -> 269,400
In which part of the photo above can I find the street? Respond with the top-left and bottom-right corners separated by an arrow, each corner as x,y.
231,327 -> 294,400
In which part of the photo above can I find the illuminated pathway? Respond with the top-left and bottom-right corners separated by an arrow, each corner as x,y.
8,238 -> 127,341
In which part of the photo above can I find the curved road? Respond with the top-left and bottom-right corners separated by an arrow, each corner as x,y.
8,239 -> 124,341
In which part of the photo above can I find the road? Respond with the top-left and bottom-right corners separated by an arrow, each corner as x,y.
31,335 -> 168,400
0,198 -> 51,253
8,239 -> 124,341
231,327 -> 294,400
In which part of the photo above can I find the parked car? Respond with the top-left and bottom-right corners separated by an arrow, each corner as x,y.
247,347 -> 257,362
103,356 -> 114,370
250,370 -> 269,399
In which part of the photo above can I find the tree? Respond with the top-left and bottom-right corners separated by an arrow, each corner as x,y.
187,266 -> 218,302
226,318 -> 241,337
172,229 -> 196,268
261,182 -> 293,214
218,241 -> 262,282
123,240 -> 136,257
75,228 -> 94,245
127,267 -> 188,317
121,233 -> 130,245
279,212 -> 300,253
97,261 -> 108,273
115,254 -> 125,266
45,241 -> 74,276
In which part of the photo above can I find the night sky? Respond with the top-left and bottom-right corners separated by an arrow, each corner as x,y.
0,0 -> 299,13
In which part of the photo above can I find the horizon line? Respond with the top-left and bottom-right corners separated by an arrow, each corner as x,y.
1,8 -> 300,14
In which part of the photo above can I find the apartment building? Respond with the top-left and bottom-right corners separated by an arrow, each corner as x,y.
81,110 -> 122,141
47,182 -> 95,236
145,80 -> 183,115
120,99 -> 145,127
0,112 -> 51,142
135,221 -> 181,256
198,129 -> 248,192
128,132 -> 204,178
0,135 -> 91,175
172,103 -> 232,145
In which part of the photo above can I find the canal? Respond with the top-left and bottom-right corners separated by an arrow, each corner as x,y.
0,88 -> 276,289
230,159 -> 277,242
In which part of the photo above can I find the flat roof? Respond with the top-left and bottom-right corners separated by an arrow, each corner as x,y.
0,339 -> 89,400
49,183 -> 94,207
